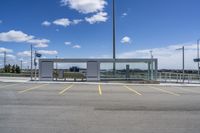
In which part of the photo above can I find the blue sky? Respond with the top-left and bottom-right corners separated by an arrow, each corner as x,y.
1,0 -> 200,69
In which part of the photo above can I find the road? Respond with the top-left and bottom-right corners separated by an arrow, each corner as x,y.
0,82 -> 200,133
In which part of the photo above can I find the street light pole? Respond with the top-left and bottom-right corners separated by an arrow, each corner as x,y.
112,0 -> 116,74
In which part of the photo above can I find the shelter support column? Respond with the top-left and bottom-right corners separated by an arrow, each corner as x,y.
154,59 -> 158,80
148,62 -> 151,80
86,61 -> 100,81
39,61 -> 54,81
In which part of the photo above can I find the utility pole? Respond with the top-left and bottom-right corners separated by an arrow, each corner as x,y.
31,44 -> 33,80
112,0 -> 116,74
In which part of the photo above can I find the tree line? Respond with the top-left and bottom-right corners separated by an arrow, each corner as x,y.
4,64 -> 21,73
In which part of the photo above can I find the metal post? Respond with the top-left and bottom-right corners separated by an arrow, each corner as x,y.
56,56 -> 58,70
34,51 -> 36,81
31,44 -> 33,80
112,0 -> 116,75
150,51 -> 154,80
56,56 -> 58,81
182,46 -> 185,83
148,62 -> 150,80
197,39 -> 200,76
155,59 -> 158,80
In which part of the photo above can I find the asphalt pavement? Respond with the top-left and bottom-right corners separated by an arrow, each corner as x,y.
0,82 -> 200,133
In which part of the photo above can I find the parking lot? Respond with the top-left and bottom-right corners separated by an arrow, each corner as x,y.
0,82 -> 200,133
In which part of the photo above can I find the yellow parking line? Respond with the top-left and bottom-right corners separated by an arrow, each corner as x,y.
0,83 -> 20,89
18,84 -> 48,94
98,84 -> 102,96
150,86 -> 180,96
124,85 -> 142,96
59,84 -> 74,95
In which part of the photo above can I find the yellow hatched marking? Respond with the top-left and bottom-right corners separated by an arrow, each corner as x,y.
18,84 -> 48,94
59,84 -> 74,95
124,86 -> 142,96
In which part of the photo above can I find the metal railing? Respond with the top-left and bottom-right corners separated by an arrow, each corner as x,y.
0,73 -> 31,77
158,72 -> 200,83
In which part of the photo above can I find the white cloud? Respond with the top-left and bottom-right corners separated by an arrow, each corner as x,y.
122,12 -> 128,17
17,50 -> 58,57
72,19 -> 83,25
41,21 -> 51,26
60,0 -> 107,14
118,43 -> 199,69
37,50 -> 58,55
34,43 -> 49,48
65,41 -> 81,49
73,45 -> 81,49
0,53 -> 16,60
0,47 -> 13,53
0,30 -> 50,48
53,18 -> 71,27
64,41 -> 72,45
52,18 -> 82,27
0,30 -> 34,42
7,54 -> 16,59
27,39 -> 50,48
17,51 -> 31,57
85,12 -> 108,24
121,36 -> 131,44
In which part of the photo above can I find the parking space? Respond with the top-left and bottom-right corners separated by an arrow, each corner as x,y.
1,82 -> 200,133
1,82 -> 200,97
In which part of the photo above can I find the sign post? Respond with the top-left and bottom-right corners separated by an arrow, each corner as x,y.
34,51 -> 42,81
